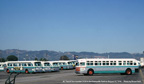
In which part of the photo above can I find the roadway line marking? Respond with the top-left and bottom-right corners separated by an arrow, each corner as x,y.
139,68 -> 144,84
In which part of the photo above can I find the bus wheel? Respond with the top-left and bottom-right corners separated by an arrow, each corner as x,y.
125,69 -> 132,75
25,69 -> 29,74
61,67 -> 63,70
6,69 -> 10,73
88,70 -> 94,75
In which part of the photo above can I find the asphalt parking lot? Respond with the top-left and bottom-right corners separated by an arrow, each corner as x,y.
0,68 -> 144,84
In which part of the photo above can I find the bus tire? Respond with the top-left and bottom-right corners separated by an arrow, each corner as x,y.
6,69 -> 10,73
125,68 -> 132,75
88,69 -> 94,76
25,69 -> 29,74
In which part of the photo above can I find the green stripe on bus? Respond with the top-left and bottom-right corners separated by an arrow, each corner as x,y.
86,66 -> 138,68
94,70 -> 135,73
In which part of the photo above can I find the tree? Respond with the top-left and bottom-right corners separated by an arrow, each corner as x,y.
7,55 -> 18,61
40,58 -> 48,61
60,55 -> 69,60
35,57 -> 38,61
0,58 -> 5,62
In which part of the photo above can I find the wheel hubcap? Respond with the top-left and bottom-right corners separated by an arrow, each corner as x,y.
89,71 -> 93,75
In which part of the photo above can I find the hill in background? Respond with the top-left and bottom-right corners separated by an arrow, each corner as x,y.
0,49 -> 143,61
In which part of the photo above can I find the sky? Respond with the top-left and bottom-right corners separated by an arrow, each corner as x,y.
0,0 -> 144,53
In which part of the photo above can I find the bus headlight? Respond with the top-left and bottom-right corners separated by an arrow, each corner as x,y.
80,68 -> 85,71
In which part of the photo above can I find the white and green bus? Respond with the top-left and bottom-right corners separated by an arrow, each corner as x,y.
41,61 -> 59,72
0,62 -> 5,71
4,61 -> 43,73
68,60 -> 76,69
75,58 -> 140,75
49,61 -> 73,70
58,60 -> 74,70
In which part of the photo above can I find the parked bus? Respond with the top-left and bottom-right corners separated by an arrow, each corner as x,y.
0,62 -> 5,71
68,60 -> 76,68
75,58 -> 140,75
58,60 -> 73,70
41,61 -> 59,72
4,61 -> 43,73
49,61 -> 73,70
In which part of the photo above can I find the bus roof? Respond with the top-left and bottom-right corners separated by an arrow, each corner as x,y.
77,58 -> 138,61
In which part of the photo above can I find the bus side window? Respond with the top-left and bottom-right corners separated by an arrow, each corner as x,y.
80,62 -> 85,66
90,61 -> 93,65
98,61 -> 101,65
13,63 -> 17,66
114,61 -> 116,65
28,63 -> 33,66
118,61 -> 122,65
87,61 -> 90,65
123,61 -> 126,65
103,61 -> 106,65
95,61 -> 98,65
59,63 -> 61,65
106,61 -> 109,65
110,61 -> 113,65
22,63 -> 27,66
134,62 -> 136,65
8,63 -> 12,66
127,61 -> 130,65
130,61 -> 133,65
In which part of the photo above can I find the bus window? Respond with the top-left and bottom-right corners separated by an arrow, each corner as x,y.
35,62 -> 41,66
28,63 -> 33,66
13,63 -> 18,66
118,61 -> 122,65
53,63 -> 58,66
90,61 -> 93,65
76,62 -> 79,66
123,61 -> 126,65
95,61 -> 98,65
114,61 -> 116,65
87,61 -> 90,65
130,61 -> 133,65
68,62 -> 72,65
22,63 -> 27,66
98,61 -> 101,65
63,63 -> 66,65
8,63 -> 12,66
127,61 -> 130,65
106,61 -> 109,65
44,63 -> 50,66
80,62 -> 85,66
110,61 -> 113,65
103,61 -> 106,65
59,63 -> 62,65
134,62 -> 136,65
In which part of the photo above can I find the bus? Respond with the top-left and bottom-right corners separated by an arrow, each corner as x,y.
68,60 -> 77,68
58,60 -> 74,70
0,62 -> 5,71
4,61 -> 43,73
41,61 -> 59,72
75,58 -> 140,75
49,61 -> 73,70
